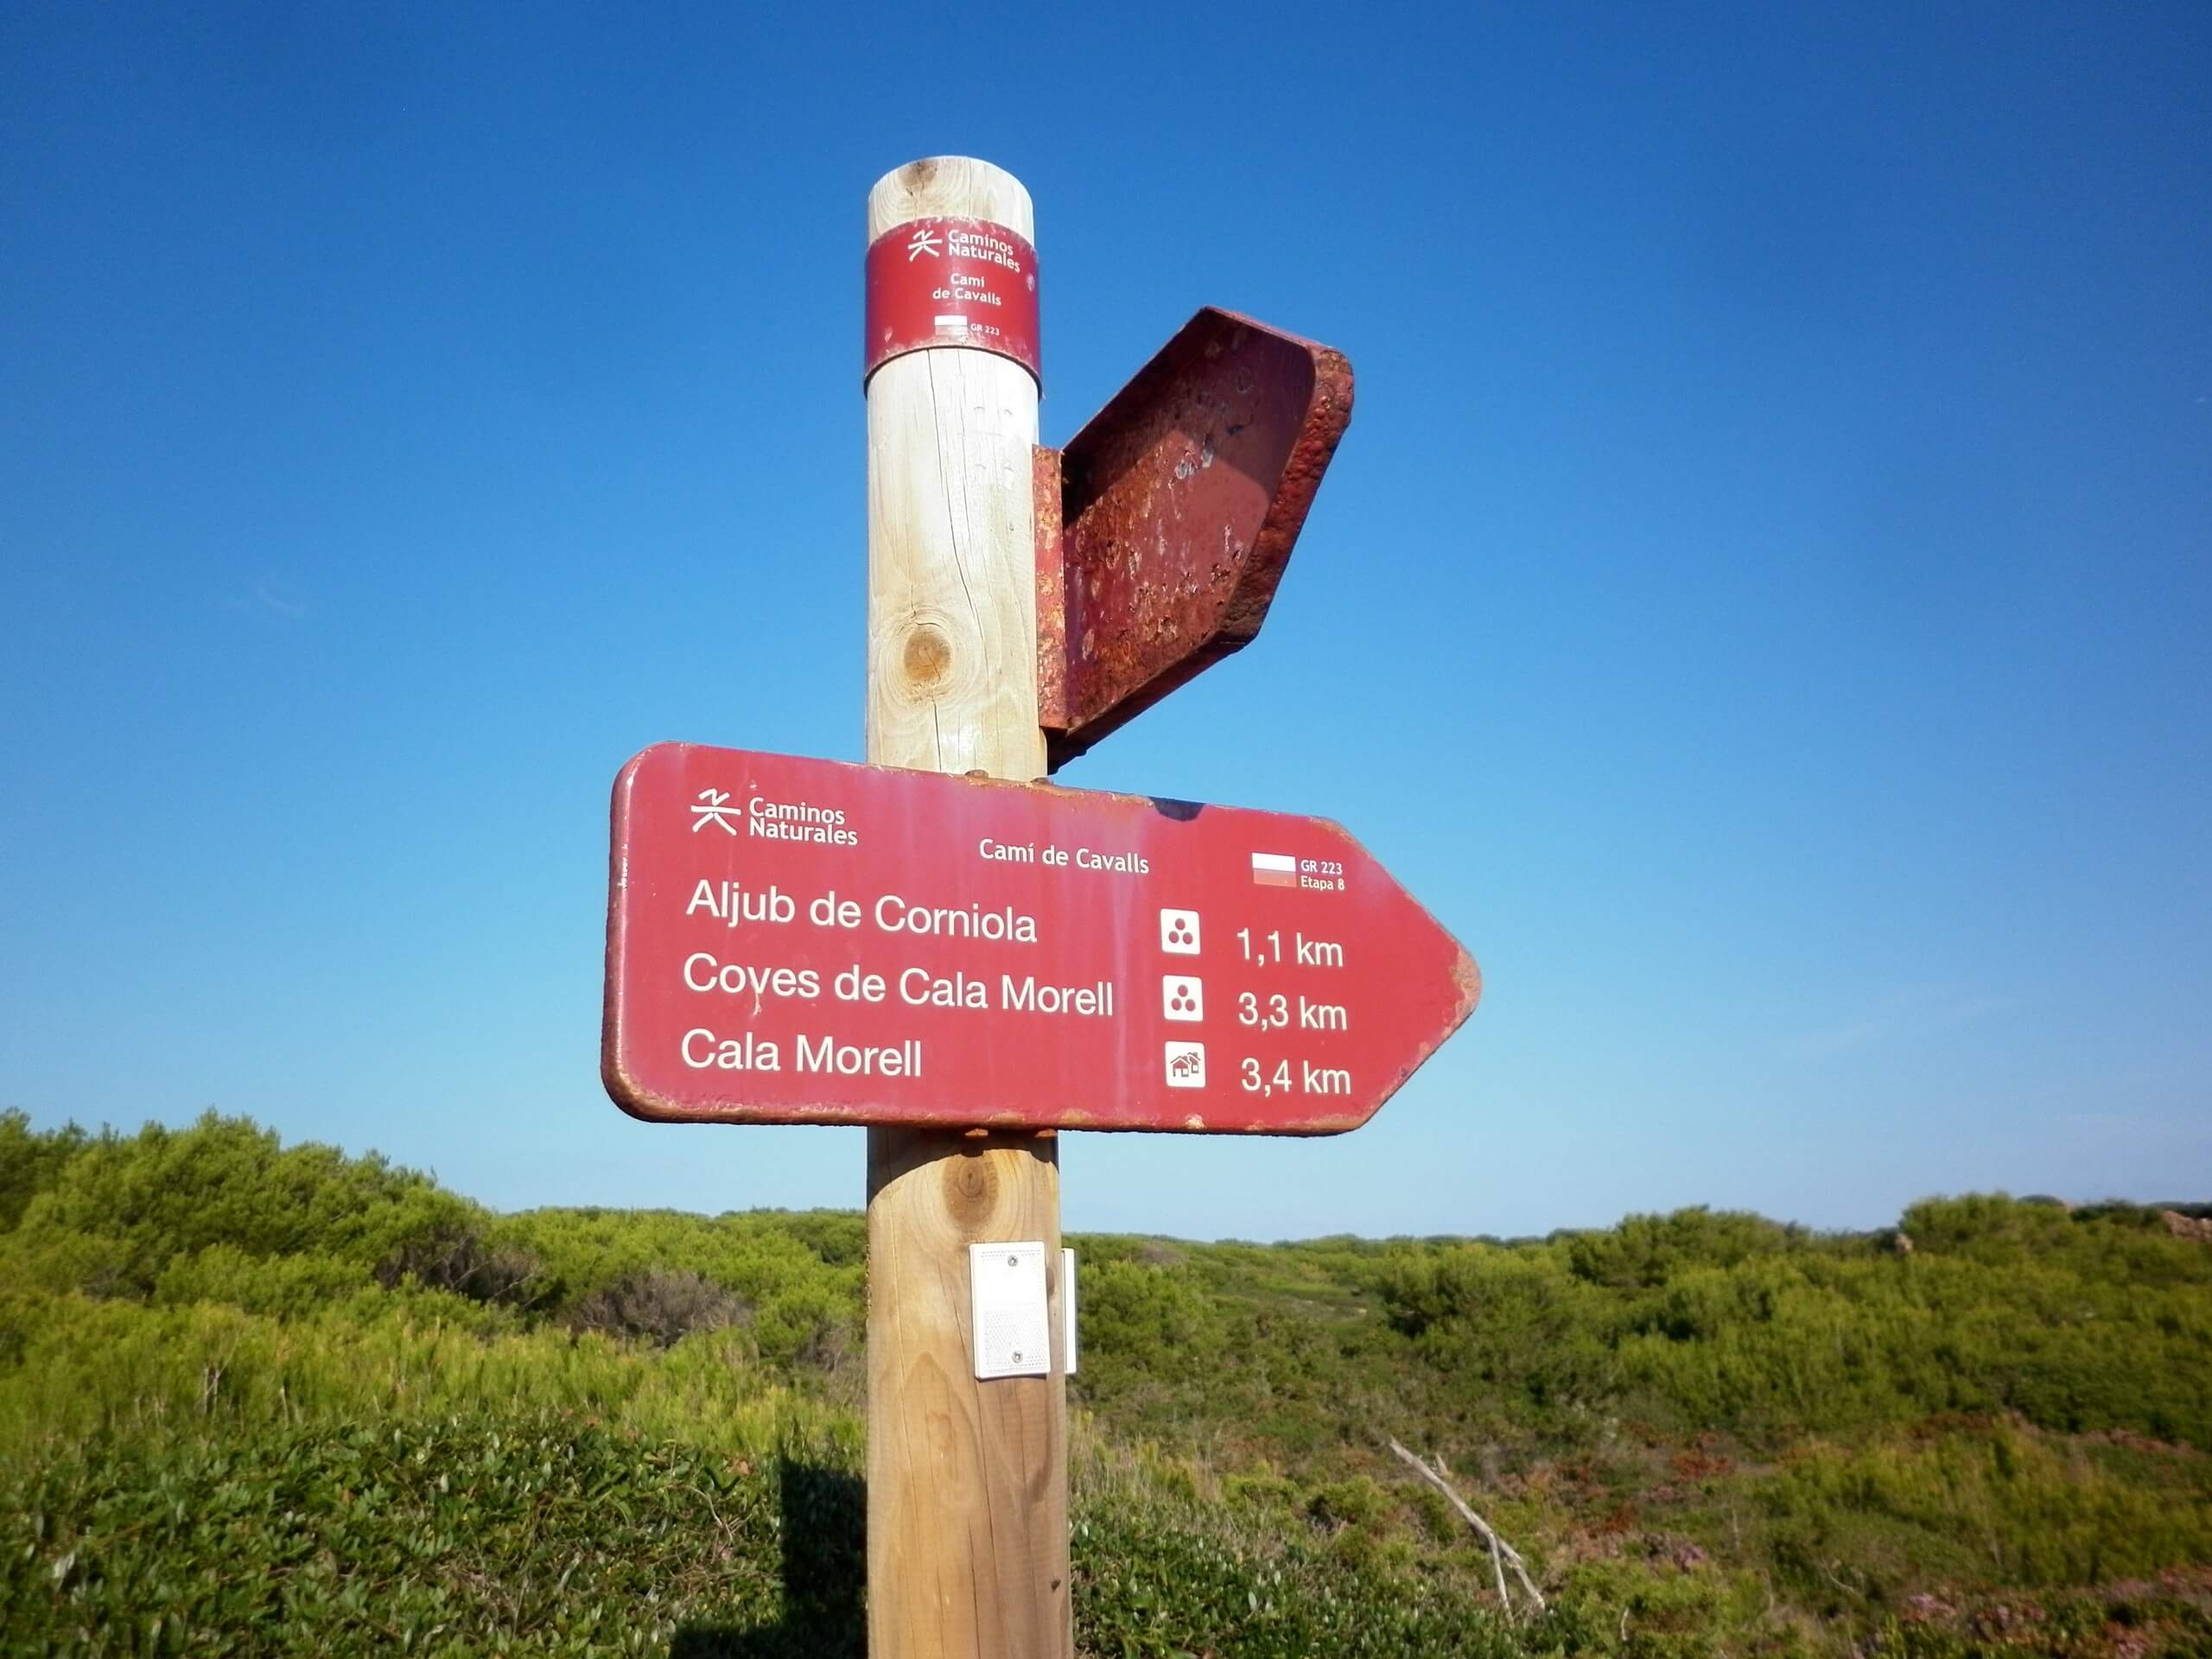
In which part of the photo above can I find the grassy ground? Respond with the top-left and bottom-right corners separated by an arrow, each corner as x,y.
3,1111 -> 2209,1655
5,1410 -> 1536,1658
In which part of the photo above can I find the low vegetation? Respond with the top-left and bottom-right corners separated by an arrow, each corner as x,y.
3,1109 -> 2208,1655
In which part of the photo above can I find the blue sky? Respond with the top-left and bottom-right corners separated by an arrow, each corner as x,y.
3,3 -> 2206,1239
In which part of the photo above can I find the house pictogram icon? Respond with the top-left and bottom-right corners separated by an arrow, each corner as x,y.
1164,1043 -> 1206,1088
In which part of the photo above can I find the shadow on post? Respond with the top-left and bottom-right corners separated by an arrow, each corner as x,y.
671,1456 -> 864,1658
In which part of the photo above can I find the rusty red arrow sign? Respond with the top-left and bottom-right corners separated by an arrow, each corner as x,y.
1036,308 -> 1353,770
604,743 -> 1477,1134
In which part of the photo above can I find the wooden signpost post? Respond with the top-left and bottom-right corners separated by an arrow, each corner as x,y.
601,156 -> 1480,1659
861,159 -> 1065,1659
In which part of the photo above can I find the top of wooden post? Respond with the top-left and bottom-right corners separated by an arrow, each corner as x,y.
862,155 -> 1045,782
868,156 -> 1034,243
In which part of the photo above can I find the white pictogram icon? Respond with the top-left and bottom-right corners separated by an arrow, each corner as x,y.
1160,908 -> 1201,955
690,788 -> 742,835
906,228 -> 942,261
1164,1041 -> 1206,1088
1162,976 -> 1204,1022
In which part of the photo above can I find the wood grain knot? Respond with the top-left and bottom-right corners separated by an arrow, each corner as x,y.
902,625 -> 954,689
944,1150 -> 999,1226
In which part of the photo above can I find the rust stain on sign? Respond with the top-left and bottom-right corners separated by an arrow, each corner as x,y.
1035,308 -> 1353,770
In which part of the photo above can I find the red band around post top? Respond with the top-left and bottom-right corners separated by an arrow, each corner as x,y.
864,217 -> 1041,390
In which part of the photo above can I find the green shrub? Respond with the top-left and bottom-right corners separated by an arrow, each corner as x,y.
568,1268 -> 751,1349
1073,1493 -> 1524,1659
1763,1420 -> 2212,1599
373,1224 -> 554,1309
1224,1471 -> 1298,1512
0,1109 -> 86,1230
1549,1556 -> 1805,1659
152,1245 -> 376,1318
2,1414 -> 811,1655
7,1114 -> 470,1298
1564,1207 -> 1808,1291
1306,1474 -> 1390,1532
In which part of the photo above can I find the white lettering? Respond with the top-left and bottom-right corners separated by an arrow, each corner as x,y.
1000,976 -> 1116,1017
795,1034 -> 923,1077
874,894 -> 1038,943
1073,847 -> 1150,874
682,880 -> 797,927
681,1028 -> 783,1071
682,953 -> 820,1001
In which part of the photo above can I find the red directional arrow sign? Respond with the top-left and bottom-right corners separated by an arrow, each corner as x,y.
603,743 -> 1478,1134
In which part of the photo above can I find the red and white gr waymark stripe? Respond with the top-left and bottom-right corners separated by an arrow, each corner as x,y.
1251,851 -> 1299,887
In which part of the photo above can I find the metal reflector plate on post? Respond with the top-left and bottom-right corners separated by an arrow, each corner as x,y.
604,743 -> 1478,1134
